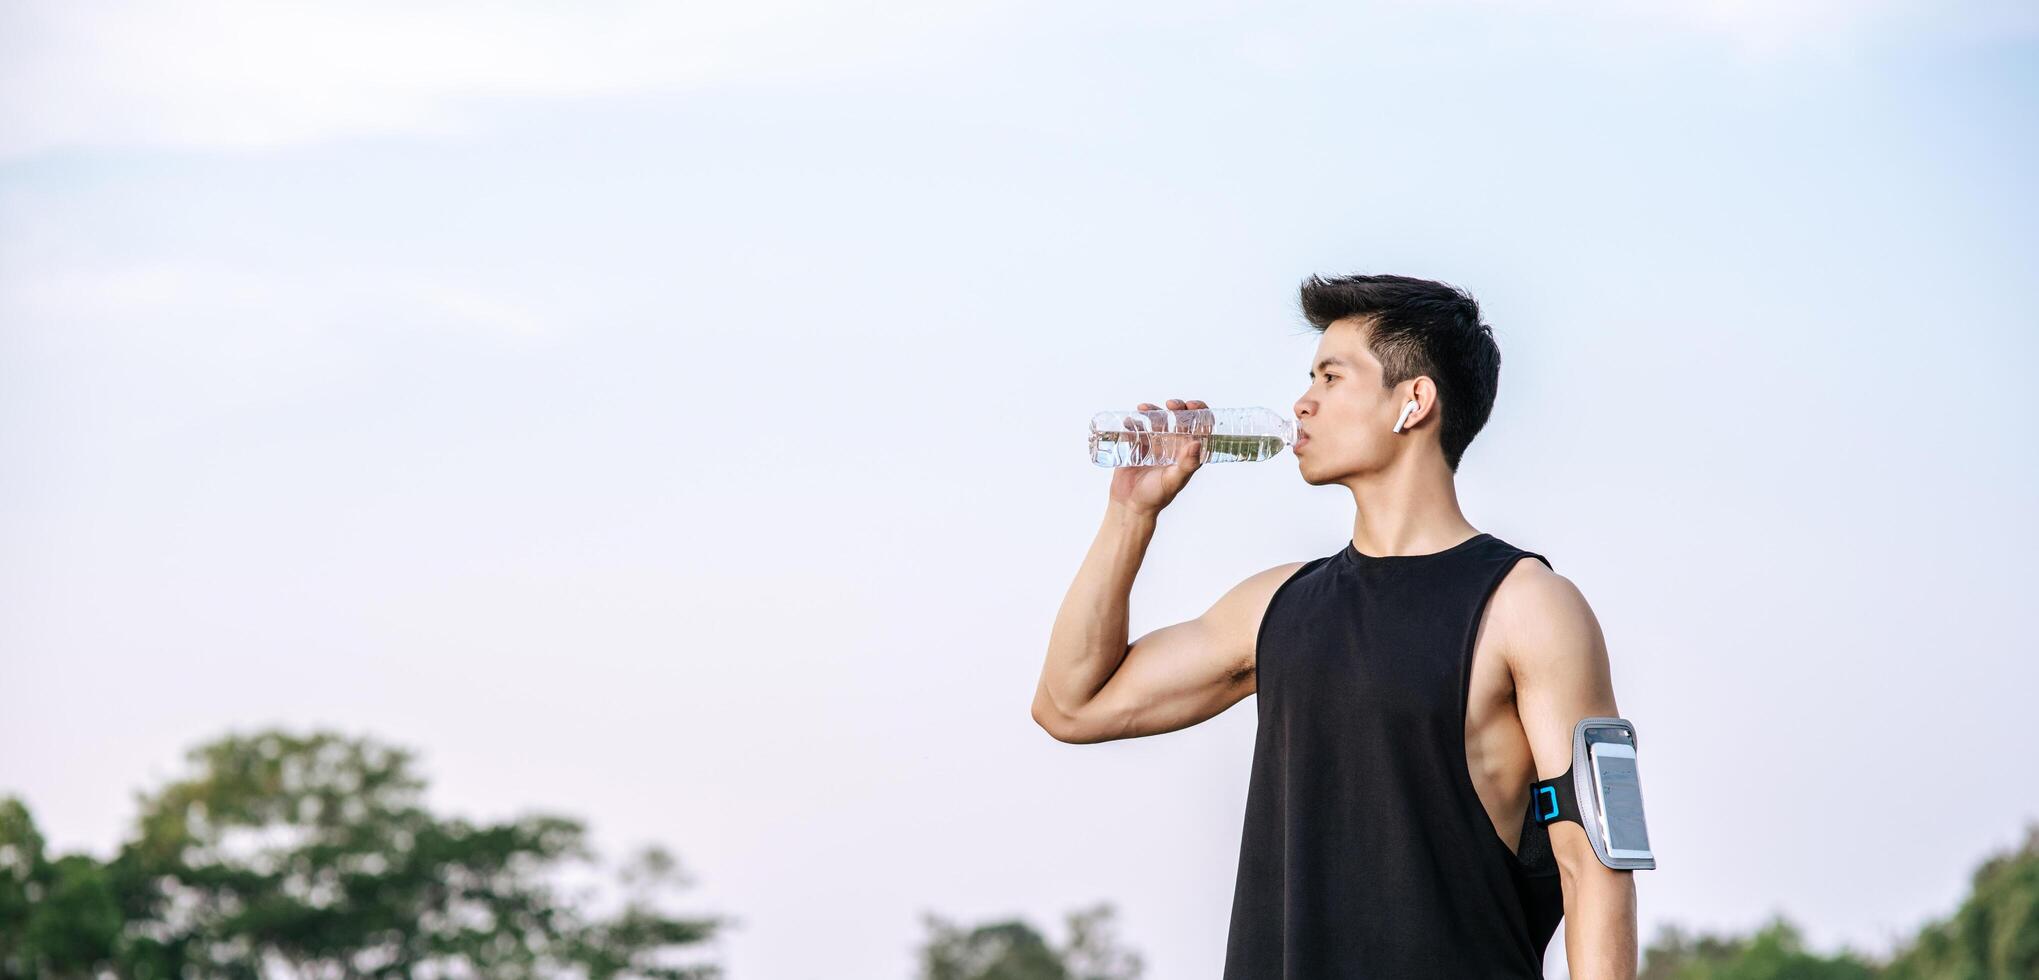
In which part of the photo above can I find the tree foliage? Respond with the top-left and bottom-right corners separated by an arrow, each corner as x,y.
916,901 -> 1141,980
1640,917 -> 1876,980
1882,823 -> 2039,980
1641,821 -> 2039,980
1,729 -> 729,979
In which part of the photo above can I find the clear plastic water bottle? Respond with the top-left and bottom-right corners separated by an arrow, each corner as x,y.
1088,406 -> 1298,467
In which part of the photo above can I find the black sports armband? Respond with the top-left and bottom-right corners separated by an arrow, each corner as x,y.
1528,717 -> 1656,871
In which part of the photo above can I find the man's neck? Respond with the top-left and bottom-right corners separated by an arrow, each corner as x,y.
1343,456 -> 1477,557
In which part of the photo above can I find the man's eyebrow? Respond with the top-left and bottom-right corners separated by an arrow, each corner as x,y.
1309,357 -> 1350,376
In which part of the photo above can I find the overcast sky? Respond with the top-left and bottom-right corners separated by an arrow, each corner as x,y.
3,2 -> 2036,977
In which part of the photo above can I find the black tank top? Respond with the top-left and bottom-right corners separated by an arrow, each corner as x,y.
1223,531 -> 1566,979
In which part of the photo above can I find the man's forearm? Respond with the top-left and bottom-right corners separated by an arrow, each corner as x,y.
1036,503 -> 1157,717
1560,863 -> 1637,980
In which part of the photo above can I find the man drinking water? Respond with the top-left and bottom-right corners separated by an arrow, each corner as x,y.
1031,273 -> 1640,978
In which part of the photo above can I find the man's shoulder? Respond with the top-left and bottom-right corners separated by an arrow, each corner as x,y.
1198,558 -> 1313,627
1204,560 -> 1315,665
1222,559 -> 1314,618
1487,550 -> 1599,664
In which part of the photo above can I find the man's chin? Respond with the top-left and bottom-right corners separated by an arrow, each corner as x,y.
1295,458 -> 1349,486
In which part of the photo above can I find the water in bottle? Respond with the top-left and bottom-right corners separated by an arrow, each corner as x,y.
1088,406 -> 1298,467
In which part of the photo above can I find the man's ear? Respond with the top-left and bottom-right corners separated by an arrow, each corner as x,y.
1405,377 -> 1438,427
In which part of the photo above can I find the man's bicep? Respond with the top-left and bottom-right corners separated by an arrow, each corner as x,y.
1504,563 -> 1620,780
1502,562 -> 1629,881
1184,560 -> 1306,684
1061,562 -> 1301,743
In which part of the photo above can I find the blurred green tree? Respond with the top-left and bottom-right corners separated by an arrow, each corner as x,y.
1639,820 -> 2039,980
1639,917 -> 1876,979
1,729 -> 730,979
1882,823 -> 2039,980
916,901 -> 1141,980
0,799 -> 126,978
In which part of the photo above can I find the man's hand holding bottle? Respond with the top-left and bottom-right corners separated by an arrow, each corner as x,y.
1108,397 -> 1212,517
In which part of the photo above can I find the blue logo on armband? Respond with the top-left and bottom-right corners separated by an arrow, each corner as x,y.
1536,786 -> 1559,823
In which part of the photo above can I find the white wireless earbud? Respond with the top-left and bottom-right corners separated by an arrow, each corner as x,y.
1392,400 -> 1419,433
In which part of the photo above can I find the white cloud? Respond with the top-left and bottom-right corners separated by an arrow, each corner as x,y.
3,0 -> 2032,160
0,0 -> 1019,159
1614,0 -> 2038,57
407,280 -> 554,342
0,256 -> 563,442
1385,0 -> 2038,59
2,257 -> 555,347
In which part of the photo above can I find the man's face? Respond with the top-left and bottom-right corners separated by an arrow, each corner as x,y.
1292,317 -> 1402,483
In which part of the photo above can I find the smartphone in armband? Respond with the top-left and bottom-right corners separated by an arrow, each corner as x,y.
1587,738 -> 1652,862
1530,716 -> 1656,870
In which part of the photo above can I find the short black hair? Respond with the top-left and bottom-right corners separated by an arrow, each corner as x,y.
1297,273 -> 1501,472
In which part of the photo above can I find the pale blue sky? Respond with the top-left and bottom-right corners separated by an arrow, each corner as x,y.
3,2 -> 2036,977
